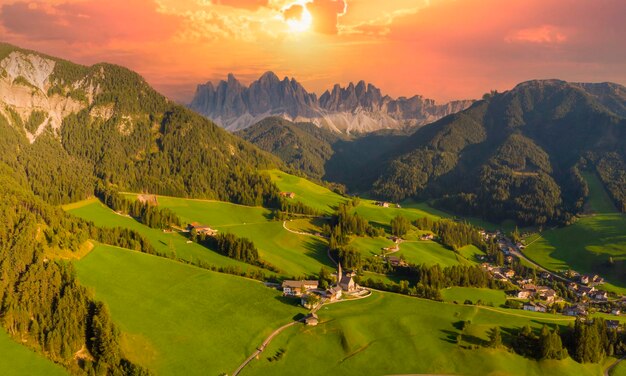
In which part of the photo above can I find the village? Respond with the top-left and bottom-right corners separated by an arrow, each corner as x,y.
477,229 -> 623,330
182,196 -> 624,333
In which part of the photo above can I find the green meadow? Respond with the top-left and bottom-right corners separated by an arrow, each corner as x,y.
74,245 -> 304,376
441,287 -> 507,306
66,199 -> 269,275
349,237 -> 481,267
152,196 -> 332,276
0,329 -> 67,376
524,172 -> 626,294
267,169 -> 347,213
243,291 -> 606,376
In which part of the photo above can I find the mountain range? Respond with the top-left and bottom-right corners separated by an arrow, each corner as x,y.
190,71 -> 473,133
240,80 -> 626,226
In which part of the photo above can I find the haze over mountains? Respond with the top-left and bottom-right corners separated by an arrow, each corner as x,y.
190,71 -> 473,133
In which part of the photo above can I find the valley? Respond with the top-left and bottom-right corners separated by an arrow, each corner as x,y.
60,170 -> 626,376
0,42 -> 624,376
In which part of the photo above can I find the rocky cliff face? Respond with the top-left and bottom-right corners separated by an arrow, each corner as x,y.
0,51 -> 91,142
189,73 -> 474,133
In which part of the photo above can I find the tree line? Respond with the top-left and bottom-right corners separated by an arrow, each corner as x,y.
0,164 -> 149,375
485,318 -> 625,364
96,184 -> 180,229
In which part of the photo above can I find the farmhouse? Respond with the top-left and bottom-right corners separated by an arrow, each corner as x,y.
564,304 -> 587,317
420,233 -> 434,241
538,288 -> 557,303
326,286 -> 342,301
375,201 -> 390,208
388,256 -> 407,267
282,280 -> 319,296
186,222 -> 218,236
280,192 -> 296,199
504,269 -> 515,278
612,309 -> 621,316
523,302 -> 547,313
304,313 -> 319,326
517,289 -> 534,299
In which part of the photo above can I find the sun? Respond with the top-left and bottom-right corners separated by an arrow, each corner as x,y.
284,2 -> 313,34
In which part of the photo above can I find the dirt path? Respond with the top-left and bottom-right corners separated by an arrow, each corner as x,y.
232,321 -> 298,376
282,221 -> 318,237
605,356 -> 626,376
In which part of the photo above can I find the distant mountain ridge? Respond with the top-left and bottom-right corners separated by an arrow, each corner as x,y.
189,72 -> 473,133
240,79 -> 626,226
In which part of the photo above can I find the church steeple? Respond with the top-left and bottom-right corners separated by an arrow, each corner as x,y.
337,262 -> 342,286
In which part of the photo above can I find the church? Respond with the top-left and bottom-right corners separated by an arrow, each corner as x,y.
337,263 -> 357,292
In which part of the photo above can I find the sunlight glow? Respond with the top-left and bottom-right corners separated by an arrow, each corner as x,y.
285,2 -> 313,34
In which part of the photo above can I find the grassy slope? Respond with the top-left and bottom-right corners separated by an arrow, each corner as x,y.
243,291 -> 603,376
524,172 -> 626,293
0,329 -> 67,376
66,199 -> 269,274
267,169 -> 346,214
74,245 -> 304,376
441,287 -> 507,306
154,196 -> 332,276
349,237 -> 475,267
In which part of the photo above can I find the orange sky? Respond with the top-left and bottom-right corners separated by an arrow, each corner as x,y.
1,0 -> 625,103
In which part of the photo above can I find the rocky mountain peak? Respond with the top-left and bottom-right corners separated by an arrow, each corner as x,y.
189,72 -> 475,133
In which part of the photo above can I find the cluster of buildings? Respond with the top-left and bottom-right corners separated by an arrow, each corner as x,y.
517,284 -> 559,303
281,263 -> 359,310
481,264 -> 516,281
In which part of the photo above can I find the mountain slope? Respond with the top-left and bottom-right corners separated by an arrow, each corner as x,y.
0,43 -> 282,206
371,80 -> 626,225
190,72 -> 473,133
238,117 -> 409,186
236,116 -> 343,179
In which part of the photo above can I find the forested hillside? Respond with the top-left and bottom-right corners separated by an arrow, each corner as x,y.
0,43 -> 282,207
371,80 -> 626,225
236,117 -> 343,180
239,117 -> 407,188
0,164 -> 152,375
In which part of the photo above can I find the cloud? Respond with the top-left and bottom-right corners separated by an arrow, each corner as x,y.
506,25 -> 568,44
283,3 -> 304,21
341,6 -> 421,36
307,0 -> 347,34
212,0 -> 269,11
0,0 -> 181,44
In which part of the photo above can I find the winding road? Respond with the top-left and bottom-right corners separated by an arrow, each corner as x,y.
232,321 -> 299,376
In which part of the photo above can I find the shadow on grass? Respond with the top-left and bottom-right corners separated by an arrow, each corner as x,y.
274,295 -> 302,308
302,237 -> 335,268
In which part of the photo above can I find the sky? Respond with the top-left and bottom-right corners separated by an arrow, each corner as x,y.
0,0 -> 625,103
